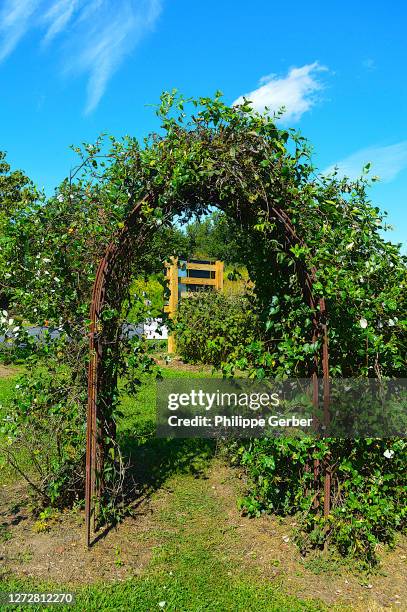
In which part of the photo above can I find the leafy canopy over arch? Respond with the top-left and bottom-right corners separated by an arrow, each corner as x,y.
5,90 -> 405,377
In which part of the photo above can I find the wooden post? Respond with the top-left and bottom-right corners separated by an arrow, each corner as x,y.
215,260 -> 224,291
167,257 -> 178,353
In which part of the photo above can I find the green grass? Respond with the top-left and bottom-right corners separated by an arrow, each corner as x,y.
0,368 -> 28,483
0,371 -> 20,405
1,577 -> 329,611
119,364 -> 213,436
0,366 -> 342,611
118,365 -> 219,496
1,469 -> 330,611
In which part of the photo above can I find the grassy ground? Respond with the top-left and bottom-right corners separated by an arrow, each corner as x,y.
0,364 -> 21,403
2,467 -> 329,611
0,364 -> 406,611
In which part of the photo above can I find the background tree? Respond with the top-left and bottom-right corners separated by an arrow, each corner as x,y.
0,151 -> 37,310
184,210 -> 243,264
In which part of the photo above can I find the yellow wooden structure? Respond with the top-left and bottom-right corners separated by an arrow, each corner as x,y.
164,258 -> 224,353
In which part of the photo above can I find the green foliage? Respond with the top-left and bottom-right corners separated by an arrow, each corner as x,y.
0,90 -> 406,566
0,311 -> 52,364
175,291 -> 260,368
0,151 -> 38,311
0,352 -> 86,506
0,151 -> 36,216
184,210 -> 244,264
3,92 -> 406,380
126,275 -> 165,324
231,437 -> 406,567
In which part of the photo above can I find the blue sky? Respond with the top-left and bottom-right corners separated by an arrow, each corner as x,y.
0,0 -> 406,248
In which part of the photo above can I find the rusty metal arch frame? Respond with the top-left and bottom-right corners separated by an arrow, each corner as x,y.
86,199 -> 330,547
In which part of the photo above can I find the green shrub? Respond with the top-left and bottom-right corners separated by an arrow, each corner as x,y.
174,290 -> 260,367
231,437 -> 407,567
0,313 -> 42,364
0,359 -> 86,507
126,275 -> 165,324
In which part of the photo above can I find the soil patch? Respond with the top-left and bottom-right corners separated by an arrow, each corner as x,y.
0,364 -> 19,379
208,463 -> 406,611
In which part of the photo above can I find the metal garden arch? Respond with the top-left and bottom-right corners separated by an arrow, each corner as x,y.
85,196 -> 331,548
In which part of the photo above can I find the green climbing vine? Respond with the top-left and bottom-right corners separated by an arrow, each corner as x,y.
0,91 -> 405,565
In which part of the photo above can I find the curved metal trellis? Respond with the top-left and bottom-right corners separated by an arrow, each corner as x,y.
86,199 -> 330,547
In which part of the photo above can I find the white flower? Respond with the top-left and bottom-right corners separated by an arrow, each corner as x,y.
4,273 -> 11,279
12,326 -> 20,333
2,310 -> 7,317
158,602 -> 166,609
57,194 -> 64,202
8,318 -> 14,325
42,258 -> 51,263
346,242 -> 354,250
359,318 -> 368,329
383,449 -> 394,459
388,319 -> 395,327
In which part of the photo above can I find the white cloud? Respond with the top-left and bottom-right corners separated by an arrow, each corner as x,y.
0,0 -> 41,62
61,0 -> 162,114
42,0 -> 80,45
0,0 -> 162,113
324,142 -> 407,183
233,62 -> 327,122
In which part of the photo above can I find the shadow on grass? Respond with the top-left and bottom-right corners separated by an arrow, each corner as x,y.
91,433 -> 216,546
120,424 -> 216,496
89,373 -> 219,545
118,373 -> 218,498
